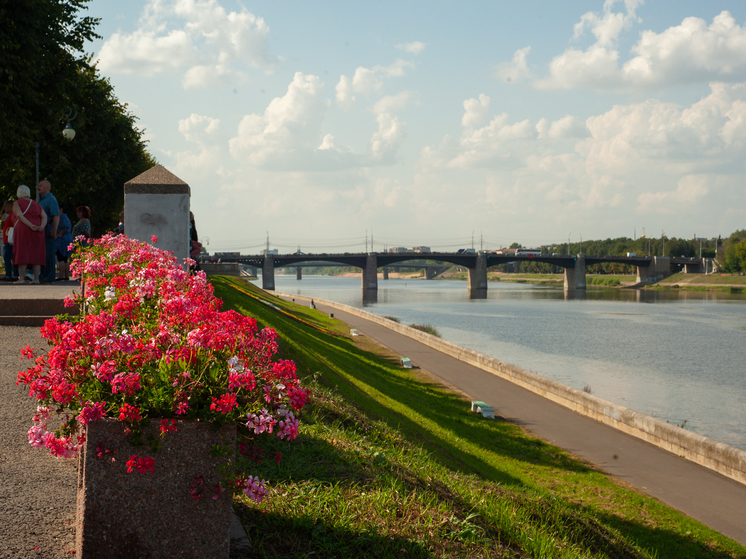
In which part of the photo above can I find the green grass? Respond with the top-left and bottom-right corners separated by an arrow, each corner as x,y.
409,323 -> 441,337
210,276 -> 746,558
587,276 -> 622,287
658,273 -> 746,286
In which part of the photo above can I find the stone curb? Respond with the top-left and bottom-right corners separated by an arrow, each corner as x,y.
278,292 -> 746,486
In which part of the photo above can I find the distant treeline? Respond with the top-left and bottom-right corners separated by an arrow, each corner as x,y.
500,230 -> 746,275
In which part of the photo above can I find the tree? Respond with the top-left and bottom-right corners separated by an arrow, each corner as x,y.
0,0 -> 155,233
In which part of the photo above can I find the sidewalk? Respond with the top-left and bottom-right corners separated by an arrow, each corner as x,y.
277,293 -> 746,547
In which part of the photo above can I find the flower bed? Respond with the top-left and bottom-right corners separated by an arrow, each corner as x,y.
17,234 -> 309,556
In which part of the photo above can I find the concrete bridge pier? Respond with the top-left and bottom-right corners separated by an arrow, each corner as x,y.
382,267 -> 389,280
637,256 -> 670,284
467,254 -> 488,299
262,256 -> 275,291
362,254 -> 378,303
425,266 -> 437,280
296,267 -> 302,280
684,260 -> 704,273
564,256 -> 586,292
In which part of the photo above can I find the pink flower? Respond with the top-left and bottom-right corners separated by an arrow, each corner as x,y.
110,372 -> 141,396
240,475 -> 268,503
151,235 -> 158,243
20,345 -> 35,360
276,412 -> 299,440
77,401 -> 107,425
28,424 -> 49,448
246,409 -> 276,434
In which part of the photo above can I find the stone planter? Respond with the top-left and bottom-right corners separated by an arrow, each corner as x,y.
76,418 -> 236,559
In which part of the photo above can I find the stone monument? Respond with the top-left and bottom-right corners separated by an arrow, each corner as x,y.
124,165 -> 190,262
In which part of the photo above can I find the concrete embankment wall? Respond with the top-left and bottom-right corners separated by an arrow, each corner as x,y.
279,292 -> 746,486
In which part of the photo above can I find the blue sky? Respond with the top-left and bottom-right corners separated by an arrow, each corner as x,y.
86,0 -> 746,253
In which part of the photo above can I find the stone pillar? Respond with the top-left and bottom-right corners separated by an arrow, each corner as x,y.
124,165 -> 190,263
683,260 -> 703,274
564,255 -> 586,291
425,266 -> 436,280
262,256 -> 275,290
637,256 -> 670,284
467,253 -> 487,299
296,267 -> 302,280
362,254 -> 378,303
382,267 -> 389,280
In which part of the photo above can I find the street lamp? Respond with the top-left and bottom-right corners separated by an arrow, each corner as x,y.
35,109 -> 76,200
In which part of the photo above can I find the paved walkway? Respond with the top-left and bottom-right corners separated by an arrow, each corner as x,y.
277,293 -> 746,547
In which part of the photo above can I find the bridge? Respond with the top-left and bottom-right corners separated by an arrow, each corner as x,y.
204,251 -> 705,303
272,260 -> 451,280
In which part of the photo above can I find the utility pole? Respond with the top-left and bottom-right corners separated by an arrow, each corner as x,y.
480,231 -> 483,251
471,231 -> 474,250
371,231 -> 374,252
365,230 -> 368,253
266,232 -> 269,252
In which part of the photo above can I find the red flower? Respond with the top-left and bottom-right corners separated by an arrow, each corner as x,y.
126,454 -> 155,474
118,403 -> 142,423
210,393 -> 238,414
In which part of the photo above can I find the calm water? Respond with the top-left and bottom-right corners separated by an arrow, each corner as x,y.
254,275 -> 746,451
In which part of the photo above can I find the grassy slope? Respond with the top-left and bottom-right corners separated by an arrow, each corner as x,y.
211,276 -> 746,559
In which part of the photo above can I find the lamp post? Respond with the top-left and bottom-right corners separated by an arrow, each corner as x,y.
35,109 -> 77,201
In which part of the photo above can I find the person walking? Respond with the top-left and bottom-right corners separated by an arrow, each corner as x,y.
2,200 -> 18,280
12,185 -> 46,284
37,180 -> 59,283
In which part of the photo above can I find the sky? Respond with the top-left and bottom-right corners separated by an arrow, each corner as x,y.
85,0 -> 746,253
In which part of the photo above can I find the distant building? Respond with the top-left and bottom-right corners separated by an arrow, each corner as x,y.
388,247 -> 409,253
412,246 -> 431,253
262,249 -> 279,256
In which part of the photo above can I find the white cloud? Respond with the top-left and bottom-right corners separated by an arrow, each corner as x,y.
396,41 -> 427,55
97,0 -> 277,87
637,175 -> 710,214
572,0 -> 642,47
496,47 -> 533,84
534,7 -> 746,91
98,29 -> 194,76
420,83 -> 746,220
369,92 -> 412,163
335,59 -> 415,108
352,66 -> 382,94
335,75 -> 355,110
373,91 -> 413,115
536,116 -> 589,139
462,94 -> 490,128
229,72 -> 333,169
174,114 -> 223,178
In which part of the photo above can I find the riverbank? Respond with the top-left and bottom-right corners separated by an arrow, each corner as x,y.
212,276 -> 746,557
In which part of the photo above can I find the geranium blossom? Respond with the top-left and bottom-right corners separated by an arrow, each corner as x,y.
17,233 -> 309,503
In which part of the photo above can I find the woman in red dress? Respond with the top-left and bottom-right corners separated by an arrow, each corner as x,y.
12,184 -> 47,284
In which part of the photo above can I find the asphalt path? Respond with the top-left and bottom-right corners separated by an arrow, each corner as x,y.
279,295 -> 746,547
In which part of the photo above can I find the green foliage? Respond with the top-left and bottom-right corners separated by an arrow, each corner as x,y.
408,323 -> 441,337
0,0 -> 156,234
723,239 -> 746,274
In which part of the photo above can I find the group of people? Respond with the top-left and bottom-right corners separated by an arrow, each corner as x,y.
1,180 -> 91,284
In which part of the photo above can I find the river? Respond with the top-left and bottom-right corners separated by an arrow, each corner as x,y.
252,274 -> 746,451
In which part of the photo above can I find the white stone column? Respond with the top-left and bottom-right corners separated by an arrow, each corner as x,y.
124,165 -> 190,263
